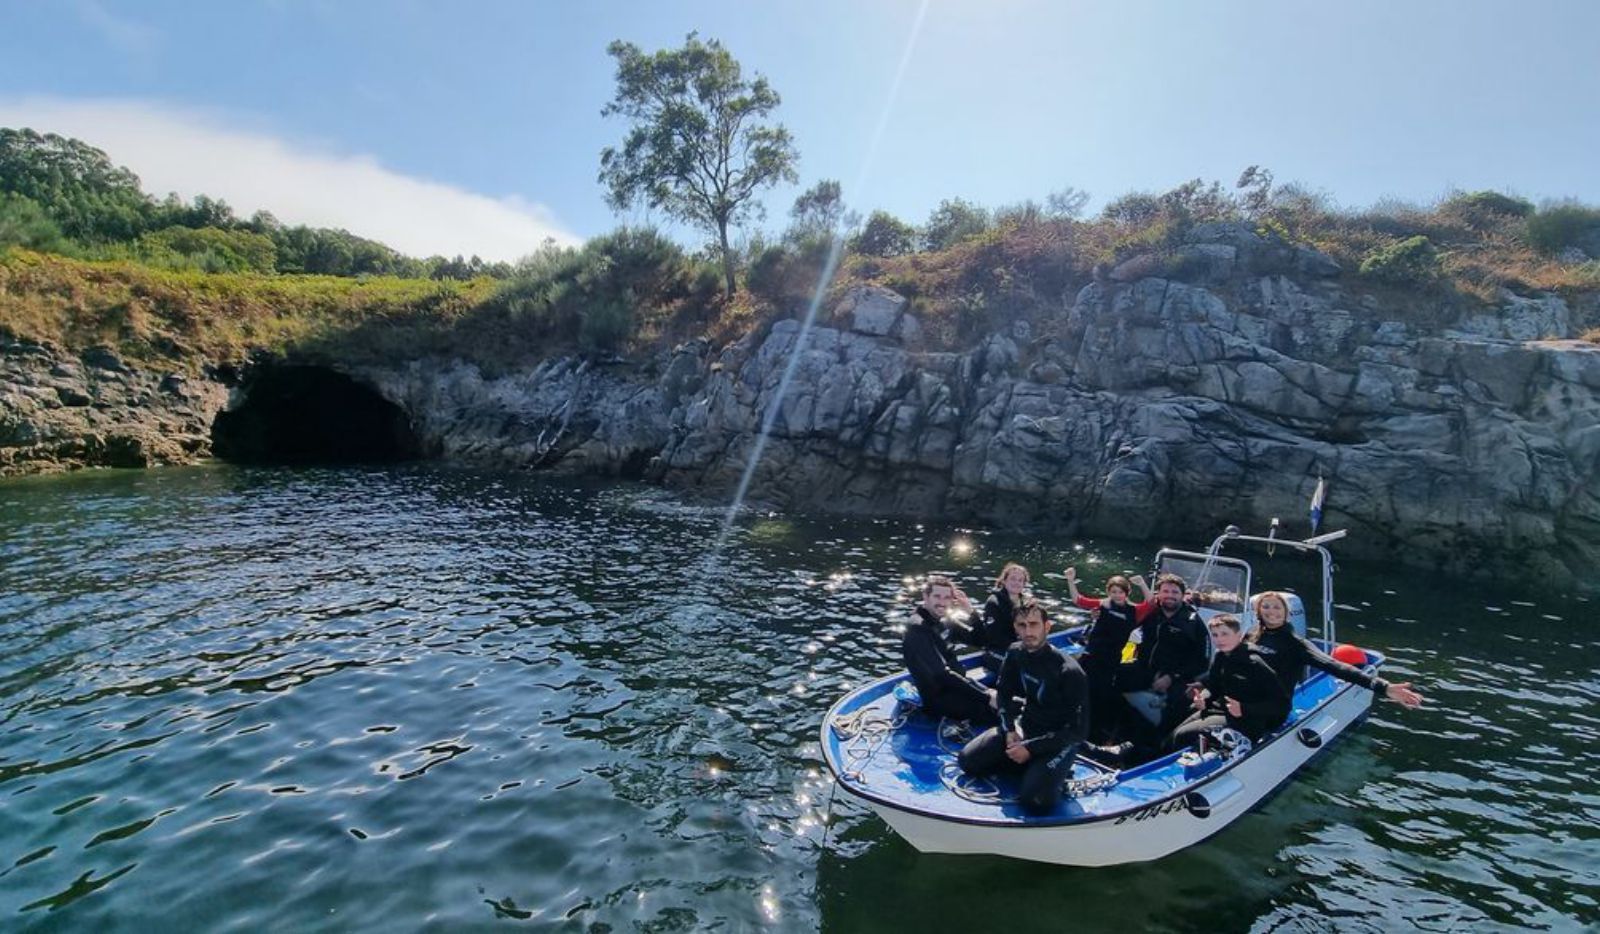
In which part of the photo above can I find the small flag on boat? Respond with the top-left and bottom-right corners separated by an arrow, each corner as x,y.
1309,476 -> 1327,534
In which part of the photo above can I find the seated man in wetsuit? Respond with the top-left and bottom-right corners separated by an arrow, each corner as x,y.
958,601 -> 1089,815
901,575 -> 998,727
1166,613 -> 1290,750
1119,573 -> 1210,757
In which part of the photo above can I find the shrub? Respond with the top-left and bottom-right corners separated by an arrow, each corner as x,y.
579,297 -> 634,352
1441,190 -> 1534,229
0,192 -> 69,254
852,211 -> 917,257
746,236 -> 834,311
922,198 -> 990,251
1526,201 -> 1600,258
137,225 -> 278,274
488,226 -> 695,352
1101,192 -> 1161,226
1359,235 -> 1440,285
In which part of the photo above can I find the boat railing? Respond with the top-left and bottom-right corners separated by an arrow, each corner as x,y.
1199,525 -> 1346,646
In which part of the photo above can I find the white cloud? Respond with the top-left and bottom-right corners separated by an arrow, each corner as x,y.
0,97 -> 580,260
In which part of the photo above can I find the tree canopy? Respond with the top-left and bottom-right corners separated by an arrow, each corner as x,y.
0,128 -> 154,242
598,33 -> 798,297
788,179 -> 847,242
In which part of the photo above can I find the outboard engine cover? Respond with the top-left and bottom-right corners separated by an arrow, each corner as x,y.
1282,592 -> 1309,638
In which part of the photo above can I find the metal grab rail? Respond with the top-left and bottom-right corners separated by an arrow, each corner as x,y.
1201,525 -> 1346,645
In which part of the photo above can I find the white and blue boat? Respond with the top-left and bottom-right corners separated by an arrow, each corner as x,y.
821,526 -> 1385,866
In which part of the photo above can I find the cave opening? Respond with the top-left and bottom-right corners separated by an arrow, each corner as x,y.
211,365 -> 422,465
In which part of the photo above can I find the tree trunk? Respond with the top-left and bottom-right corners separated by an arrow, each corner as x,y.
717,217 -> 736,299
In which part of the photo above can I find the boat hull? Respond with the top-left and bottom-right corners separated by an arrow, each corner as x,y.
847,677 -> 1376,866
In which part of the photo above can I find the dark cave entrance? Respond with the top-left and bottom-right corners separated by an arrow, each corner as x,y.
211,365 -> 422,465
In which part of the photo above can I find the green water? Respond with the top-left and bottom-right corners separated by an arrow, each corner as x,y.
1,465 -> 1595,932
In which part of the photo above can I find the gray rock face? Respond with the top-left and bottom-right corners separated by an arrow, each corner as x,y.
0,338 -> 228,474
343,271 -> 1600,588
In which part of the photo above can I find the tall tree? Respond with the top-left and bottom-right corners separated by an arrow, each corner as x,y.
0,128 -> 153,241
599,34 -> 798,297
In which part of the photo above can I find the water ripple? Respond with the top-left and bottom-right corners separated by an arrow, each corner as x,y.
0,465 -> 1595,931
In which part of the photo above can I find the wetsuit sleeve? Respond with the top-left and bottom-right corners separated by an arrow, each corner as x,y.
1075,595 -> 1103,611
948,616 -> 985,650
954,594 -> 1001,653
997,650 -> 1024,734
1297,634 -> 1388,693
905,628 -> 989,705
1195,653 -> 1221,691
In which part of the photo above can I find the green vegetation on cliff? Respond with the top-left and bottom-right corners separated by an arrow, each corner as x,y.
0,250 -> 493,370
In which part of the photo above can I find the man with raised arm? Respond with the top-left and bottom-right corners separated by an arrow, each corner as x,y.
901,575 -> 998,727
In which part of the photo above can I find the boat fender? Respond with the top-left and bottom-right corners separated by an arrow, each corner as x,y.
1296,715 -> 1338,749
1331,644 -> 1368,666
1184,774 -> 1245,819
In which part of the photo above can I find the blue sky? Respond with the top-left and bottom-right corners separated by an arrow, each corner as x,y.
2,0 -> 1597,260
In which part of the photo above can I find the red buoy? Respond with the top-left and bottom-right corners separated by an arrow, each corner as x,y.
1331,644 -> 1367,666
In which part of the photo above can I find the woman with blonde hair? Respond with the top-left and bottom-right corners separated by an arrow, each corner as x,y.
1249,591 -> 1424,708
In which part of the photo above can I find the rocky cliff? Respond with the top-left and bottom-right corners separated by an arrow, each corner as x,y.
4,223 -> 1597,587
360,223 -> 1600,586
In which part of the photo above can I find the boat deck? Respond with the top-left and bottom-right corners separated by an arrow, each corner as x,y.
823,631 -> 1379,827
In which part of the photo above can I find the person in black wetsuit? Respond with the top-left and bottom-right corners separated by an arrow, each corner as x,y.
1166,614 -> 1290,750
952,562 -> 1030,673
901,575 -> 998,727
1121,573 -> 1210,751
1063,566 -> 1151,743
958,601 -> 1089,815
1249,591 -> 1424,708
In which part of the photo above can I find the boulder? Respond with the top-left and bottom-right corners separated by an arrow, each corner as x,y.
835,285 -> 908,337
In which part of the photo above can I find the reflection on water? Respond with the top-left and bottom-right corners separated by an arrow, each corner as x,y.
0,465 -> 1595,931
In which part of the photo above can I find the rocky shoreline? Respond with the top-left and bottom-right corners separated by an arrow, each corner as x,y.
0,338 -> 227,475
4,223 -> 1597,588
